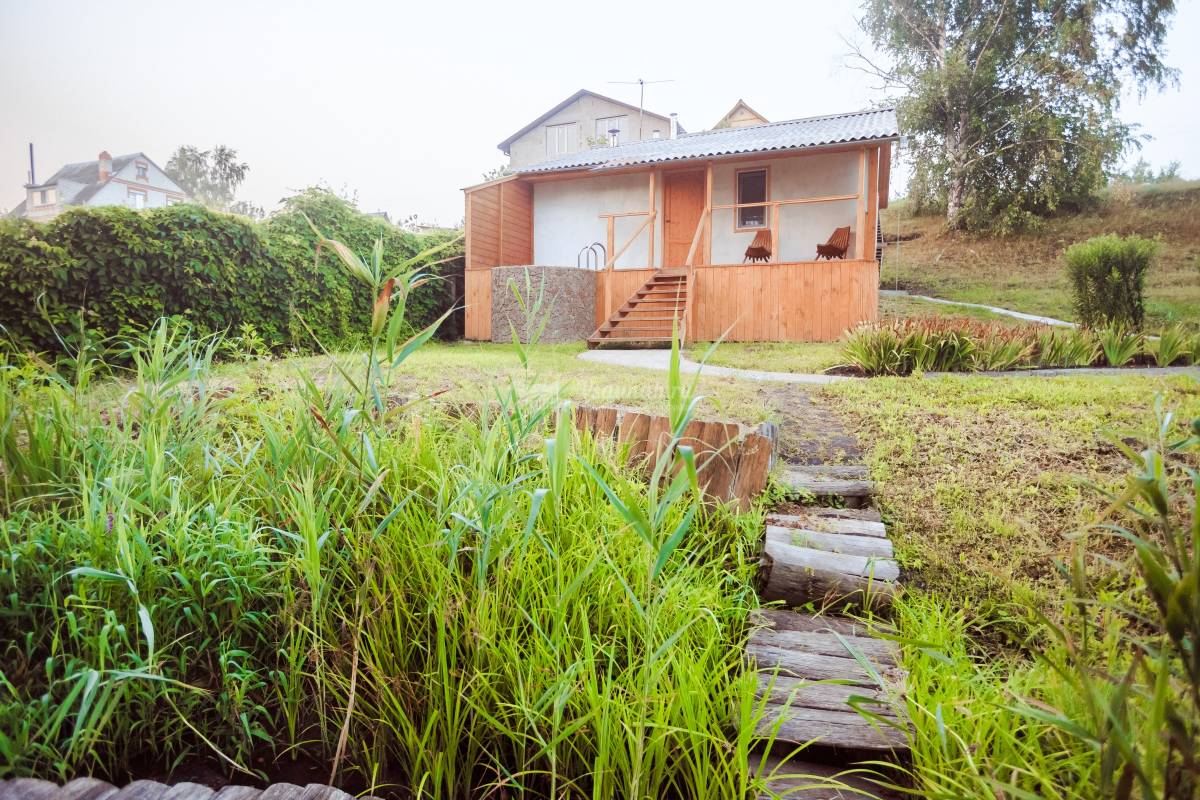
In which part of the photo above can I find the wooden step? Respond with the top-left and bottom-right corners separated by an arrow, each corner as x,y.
754,752 -> 898,800
767,513 -> 887,539
747,614 -> 909,752
760,538 -> 898,610
766,526 -> 893,558
780,467 -> 876,504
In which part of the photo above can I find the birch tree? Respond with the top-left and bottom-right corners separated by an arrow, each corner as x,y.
856,0 -> 1177,231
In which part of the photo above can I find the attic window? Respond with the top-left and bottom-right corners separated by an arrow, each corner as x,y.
545,123 -> 578,157
595,115 -> 628,145
135,162 -> 149,180
736,168 -> 769,229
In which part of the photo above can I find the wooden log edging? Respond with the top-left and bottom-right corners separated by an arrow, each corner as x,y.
571,403 -> 777,511
0,778 -> 380,800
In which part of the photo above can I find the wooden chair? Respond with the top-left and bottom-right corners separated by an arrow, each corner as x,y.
743,229 -> 772,263
816,226 -> 851,260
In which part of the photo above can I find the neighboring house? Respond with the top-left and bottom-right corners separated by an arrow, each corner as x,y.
10,151 -> 188,220
499,89 -> 682,171
713,99 -> 769,129
464,105 -> 897,346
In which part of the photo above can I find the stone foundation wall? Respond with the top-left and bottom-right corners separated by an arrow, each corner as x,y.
491,266 -> 597,343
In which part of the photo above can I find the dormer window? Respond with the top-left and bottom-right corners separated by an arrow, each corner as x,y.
135,161 -> 149,181
36,188 -> 56,206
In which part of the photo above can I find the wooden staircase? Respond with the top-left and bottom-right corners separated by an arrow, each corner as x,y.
587,269 -> 688,349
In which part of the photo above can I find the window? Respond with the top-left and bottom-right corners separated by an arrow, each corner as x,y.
128,188 -> 147,209
37,188 -> 55,205
545,122 -> 579,157
736,168 -> 769,229
166,196 -> 183,206
595,115 -> 628,145
135,161 -> 149,180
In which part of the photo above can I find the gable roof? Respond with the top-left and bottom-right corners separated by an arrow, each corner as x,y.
516,107 -> 898,174
32,152 -> 184,205
497,89 -> 679,154
714,99 -> 768,128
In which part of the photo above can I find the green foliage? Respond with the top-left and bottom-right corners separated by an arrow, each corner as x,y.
165,144 -> 249,210
839,318 -> 1096,376
858,0 -> 1178,232
1065,234 -> 1158,330
1148,325 -> 1189,367
0,189 -> 462,358
1112,158 -> 1183,186
1017,402 -> 1200,798
1099,326 -> 1144,368
0,321 -> 770,798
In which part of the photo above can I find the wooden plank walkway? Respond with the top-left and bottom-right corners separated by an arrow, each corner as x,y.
0,780 -> 377,800
751,444 -> 908,798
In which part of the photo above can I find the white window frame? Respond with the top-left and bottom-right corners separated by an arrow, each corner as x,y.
135,161 -> 149,181
128,188 -> 148,209
545,122 -> 579,157
595,115 -> 628,145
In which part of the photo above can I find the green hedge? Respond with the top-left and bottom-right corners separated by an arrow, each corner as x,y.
0,188 -> 462,355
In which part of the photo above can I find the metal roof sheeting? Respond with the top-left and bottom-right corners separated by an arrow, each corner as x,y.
517,107 -> 898,174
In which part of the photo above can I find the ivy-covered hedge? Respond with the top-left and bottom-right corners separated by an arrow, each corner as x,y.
0,188 -> 462,355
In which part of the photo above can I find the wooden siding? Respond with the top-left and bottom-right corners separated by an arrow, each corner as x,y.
689,261 -> 877,342
595,268 -> 655,324
464,269 -> 492,340
464,177 -> 533,339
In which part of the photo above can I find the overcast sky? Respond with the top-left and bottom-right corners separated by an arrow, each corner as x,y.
2,0 -> 1196,223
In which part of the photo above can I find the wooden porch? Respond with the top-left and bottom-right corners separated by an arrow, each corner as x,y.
462,140 -> 888,345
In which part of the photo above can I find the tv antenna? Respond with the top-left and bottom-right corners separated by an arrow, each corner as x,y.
608,78 -> 674,139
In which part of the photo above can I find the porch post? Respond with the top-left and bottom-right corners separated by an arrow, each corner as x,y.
648,170 -> 656,269
704,162 -> 713,267
856,148 -> 867,260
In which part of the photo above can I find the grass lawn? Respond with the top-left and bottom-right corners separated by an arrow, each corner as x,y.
880,181 -> 1200,327
822,372 -> 1200,614
202,341 -> 773,424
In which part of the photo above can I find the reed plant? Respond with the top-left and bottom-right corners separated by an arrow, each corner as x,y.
0,234 -> 795,798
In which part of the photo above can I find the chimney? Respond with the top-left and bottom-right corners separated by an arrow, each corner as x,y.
669,113 -> 678,139
98,150 -> 112,182
27,142 -> 35,186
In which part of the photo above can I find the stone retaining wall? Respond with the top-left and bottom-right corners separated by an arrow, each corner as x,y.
490,266 -> 596,343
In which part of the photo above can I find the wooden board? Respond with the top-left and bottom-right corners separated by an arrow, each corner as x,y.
780,467 -> 876,501
767,513 -> 887,539
753,751 -> 898,800
760,539 -> 897,610
464,268 -> 492,340
766,526 -> 893,558
689,260 -> 878,342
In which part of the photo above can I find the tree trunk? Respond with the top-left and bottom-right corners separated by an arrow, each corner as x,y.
944,105 -> 971,230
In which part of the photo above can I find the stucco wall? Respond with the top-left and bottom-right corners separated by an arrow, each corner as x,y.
709,150 -> 862,264
533,173 -> 659,269
491,265 -> 597,343
508,95 -> 672,169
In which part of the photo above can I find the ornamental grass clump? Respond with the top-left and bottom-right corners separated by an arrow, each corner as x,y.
1148,324 -> 1189,367
1099,325 -> 1144,367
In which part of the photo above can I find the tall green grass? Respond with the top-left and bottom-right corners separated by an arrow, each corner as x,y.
0,317 -> 781,796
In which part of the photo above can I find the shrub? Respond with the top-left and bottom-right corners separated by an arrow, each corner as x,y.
0,189 -> 462,357
1064,234 -> 1158,330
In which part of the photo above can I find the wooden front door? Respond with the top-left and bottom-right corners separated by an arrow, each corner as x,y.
663,170 -> 706,267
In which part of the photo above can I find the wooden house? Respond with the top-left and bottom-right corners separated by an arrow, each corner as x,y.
464,101 -> 897,347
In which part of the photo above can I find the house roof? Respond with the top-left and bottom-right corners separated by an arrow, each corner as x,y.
496,89 -> 680,154
17,151 -> 185,212
516,107 -> 899,174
